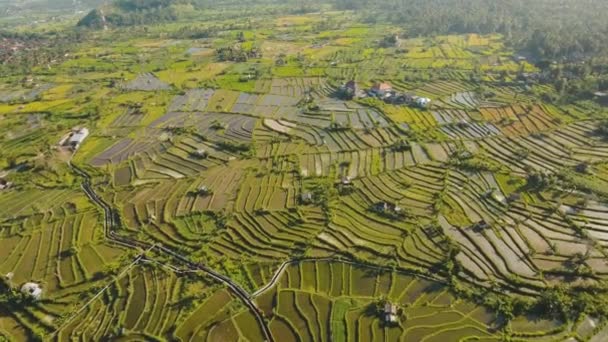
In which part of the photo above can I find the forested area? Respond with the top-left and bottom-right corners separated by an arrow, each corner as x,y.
114,0 -> 190,11
74,0 -> 608,61
333,0 -> 608,60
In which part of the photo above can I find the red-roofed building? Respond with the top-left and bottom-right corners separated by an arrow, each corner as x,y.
370,82 -> 392,96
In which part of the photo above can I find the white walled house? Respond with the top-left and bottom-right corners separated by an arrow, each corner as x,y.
65,127 -> 90,150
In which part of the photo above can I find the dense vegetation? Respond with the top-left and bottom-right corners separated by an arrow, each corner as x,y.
77,0 -> 608,61
341,0 -> 608,60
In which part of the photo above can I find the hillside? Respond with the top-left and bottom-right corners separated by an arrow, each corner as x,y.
77,0 -> 191,28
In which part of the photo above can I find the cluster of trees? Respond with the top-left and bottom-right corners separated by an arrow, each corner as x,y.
0,30 -> 85,75
216,46 -> 260,62
597,121 -> 608,138
78,6 -> 179,28
524,60 -> 608,103
114,0 -> 190,11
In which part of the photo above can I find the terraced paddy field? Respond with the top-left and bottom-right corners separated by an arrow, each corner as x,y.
251,261 -> 582,342
1,4 -> 608,342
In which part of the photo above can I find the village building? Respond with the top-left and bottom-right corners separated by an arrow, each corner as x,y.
384,302 -> 398,323
376,202 -> 390,213
374,202 -> 404,217
300,192 -> 313,204
487,189 -> 508,205
193,149 -> 208,159
63,127 -> 89,150
415,97 -> 431,108
21,282 -> 42,301
198,186 -> 211,196
341,80 -> 357,98
0,178 -> 12,191
370,82 -> 393,97
341,176 -> 353,185
339,80 -> 366,99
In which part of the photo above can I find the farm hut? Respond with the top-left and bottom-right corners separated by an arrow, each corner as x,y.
490,190 -> 508,205
375,202 -> 390,213
65,127 -> 89,150
340,80 -> 358,99
375,202 -> 403,215
4,272 -> 14,286
341,176 -> 352,185
345,80 -> 356,91
21,282 -> 42,300
384,303 -> 398,323
198,186 -> 211,196
300,192 -> 313,204
0,178 -> 12,191
193,149 -> 208,159
370,82 -> 392,96
415,97 -> 431,108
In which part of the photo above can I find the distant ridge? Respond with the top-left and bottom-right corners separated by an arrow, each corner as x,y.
77,0 -> 191,28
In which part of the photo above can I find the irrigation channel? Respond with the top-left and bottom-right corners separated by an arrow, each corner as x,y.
67,161 -> 274,342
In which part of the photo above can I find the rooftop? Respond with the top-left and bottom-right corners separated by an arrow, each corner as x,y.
372,82 -> 392,91
21,282 -> 42,300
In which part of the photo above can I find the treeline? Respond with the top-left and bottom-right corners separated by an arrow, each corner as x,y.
332,0 -> 608,60
114,0 -> 190,11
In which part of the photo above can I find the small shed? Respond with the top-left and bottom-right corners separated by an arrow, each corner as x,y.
341,176 -> 352,185
384,302 -> 398,323
371,82 -> 392,96
193,149 -> 208,158
21,282 -> 42,300
415,97 -> 431,108
0,179 -> 12,191
66,127 -> 89,150
300,192 -> 313,204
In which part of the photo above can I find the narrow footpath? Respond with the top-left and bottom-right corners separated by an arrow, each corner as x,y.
68,161 -> 274,342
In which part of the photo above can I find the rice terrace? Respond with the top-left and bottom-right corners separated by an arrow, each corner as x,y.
1,0 -> 608,341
